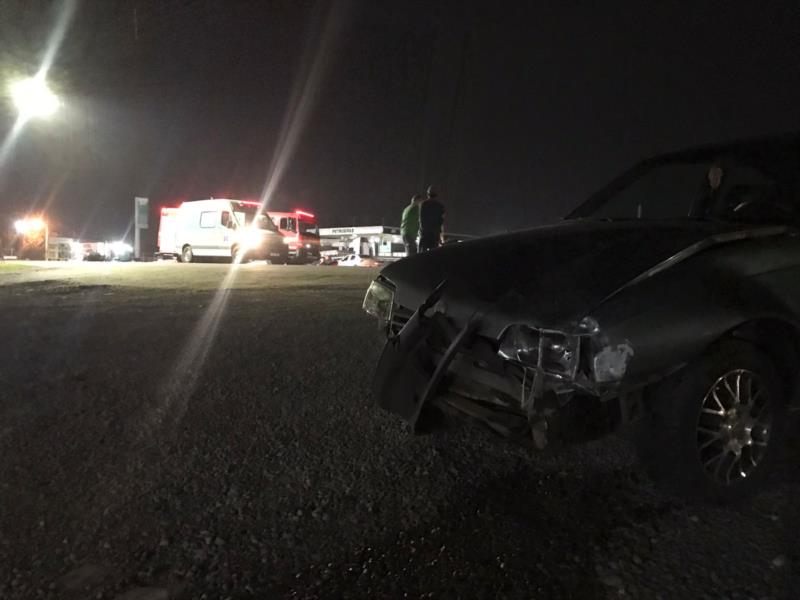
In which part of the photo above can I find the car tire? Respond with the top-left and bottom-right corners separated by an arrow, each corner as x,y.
181,245 -> 194,263
635,339 -> 787,503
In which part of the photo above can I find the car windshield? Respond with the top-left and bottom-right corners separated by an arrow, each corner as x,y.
235,205 -> 279,231
570,157 -> 795,224
299,220 -> 319,237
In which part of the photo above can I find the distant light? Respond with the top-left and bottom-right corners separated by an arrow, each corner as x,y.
14,217 -> 46,235
111,241 -> 132,255
28,217 -> 45,230
70,241 -> 83,259
295,209 -> 315,218
9,77 -> 60,120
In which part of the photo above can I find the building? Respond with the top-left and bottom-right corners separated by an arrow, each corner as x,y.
319,225 -> 474,260
46,236 -> 79,260
319,226 -> 404,259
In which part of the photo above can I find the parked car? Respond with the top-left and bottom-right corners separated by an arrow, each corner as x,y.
363,133 -> 800,502
109,241 -> 133,262
338,254 -> 380,267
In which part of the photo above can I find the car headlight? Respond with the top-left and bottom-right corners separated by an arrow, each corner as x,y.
592,342 -> 634,383
363,279 -> 394,324
498,324 -> 580,377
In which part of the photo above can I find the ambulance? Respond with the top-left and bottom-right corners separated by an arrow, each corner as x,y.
157,199 -> 289,263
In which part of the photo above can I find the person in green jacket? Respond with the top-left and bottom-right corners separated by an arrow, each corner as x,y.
400,194 -> 424,256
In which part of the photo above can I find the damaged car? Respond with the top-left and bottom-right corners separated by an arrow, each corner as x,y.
363,133 -> 800,502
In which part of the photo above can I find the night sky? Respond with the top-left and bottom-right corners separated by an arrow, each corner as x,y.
1,0 -> 799,246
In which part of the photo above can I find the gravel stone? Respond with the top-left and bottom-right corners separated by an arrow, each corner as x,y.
54,564 -> 108,592
114,587 -> 169,600
771,555 -> 788,568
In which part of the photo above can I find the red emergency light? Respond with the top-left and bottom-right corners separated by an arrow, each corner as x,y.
239,200 -> 262,207
294,209 -> 315,218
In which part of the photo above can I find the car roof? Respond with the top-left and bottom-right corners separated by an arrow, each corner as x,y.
568,132 -> 800,219
667,131 -> 800,156
650,132 -> 800,183
182,199 -> 231,208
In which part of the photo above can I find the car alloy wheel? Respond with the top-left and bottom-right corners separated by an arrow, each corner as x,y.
696,369 -> 772,486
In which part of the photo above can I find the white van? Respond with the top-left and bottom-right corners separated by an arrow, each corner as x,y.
158,199 -> 289,263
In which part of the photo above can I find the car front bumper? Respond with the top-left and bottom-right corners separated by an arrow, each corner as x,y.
246,242 -> 288,261
288,247 -> 320,262
372,287 -> 625,449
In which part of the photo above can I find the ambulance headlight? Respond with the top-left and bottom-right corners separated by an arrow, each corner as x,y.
363,279 -> 394,325
242,230 -> 262,250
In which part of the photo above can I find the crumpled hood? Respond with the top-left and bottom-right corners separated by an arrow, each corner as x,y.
381,219 -> 750,331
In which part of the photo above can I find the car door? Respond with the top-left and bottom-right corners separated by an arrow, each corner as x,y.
196,209 -> 224,256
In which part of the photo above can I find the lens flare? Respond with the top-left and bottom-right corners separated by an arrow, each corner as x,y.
147,1 -> 351,434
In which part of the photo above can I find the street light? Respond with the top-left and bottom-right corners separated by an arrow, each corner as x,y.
9,77 -> 60,120
14,217 -> 50,260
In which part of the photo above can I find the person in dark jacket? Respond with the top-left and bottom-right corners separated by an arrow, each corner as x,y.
419,185 -> 445,252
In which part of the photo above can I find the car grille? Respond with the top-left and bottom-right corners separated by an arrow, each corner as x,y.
390,304 -> 413,335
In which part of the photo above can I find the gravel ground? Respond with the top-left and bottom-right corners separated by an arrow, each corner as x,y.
0,262 -> 798,599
